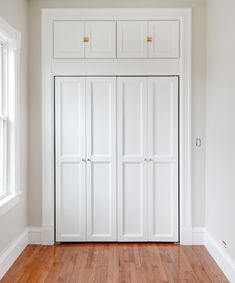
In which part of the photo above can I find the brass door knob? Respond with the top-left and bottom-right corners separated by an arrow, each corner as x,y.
83,37 -> 89,43
147,36 -> 153,43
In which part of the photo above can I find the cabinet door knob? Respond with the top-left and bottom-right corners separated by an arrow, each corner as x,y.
87,158 -> 92,162
147,36 -> 153,43
83,37 -> 89,43
82,158 -> 86,162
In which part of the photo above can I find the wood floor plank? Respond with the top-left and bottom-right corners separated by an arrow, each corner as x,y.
1,244 -> 229,283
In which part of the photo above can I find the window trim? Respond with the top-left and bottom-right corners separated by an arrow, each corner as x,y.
0,16 -> 21,215
0,42 -> 8,199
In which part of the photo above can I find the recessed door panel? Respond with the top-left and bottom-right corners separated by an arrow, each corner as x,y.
55,77 -> 86,242
148,77 -> 178,242
117,77 -> 148,241
54,21 -> 85,59
86,77 -> 116,241
60,163 -> 83,237
148,21 -> 180,58
85,21 -> 116,58
123,163 -> 145,237
117,21 -> 148,58
152,163 -> 174,236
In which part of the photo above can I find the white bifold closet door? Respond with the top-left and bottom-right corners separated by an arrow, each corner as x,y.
117,77 -> 178,242
117,78 -> 148,241
55,76 -> 178,243
55,77 -> 86,242
147,77 -> 178,242
55,77 -> 116,242
86,78 -> 116,241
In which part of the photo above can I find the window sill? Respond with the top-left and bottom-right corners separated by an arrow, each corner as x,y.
0,193 -> 21,217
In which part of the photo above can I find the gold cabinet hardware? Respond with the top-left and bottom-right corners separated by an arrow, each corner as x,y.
147,36 -> 153,43
144,158 -> 154,162
83,37 -> 89,43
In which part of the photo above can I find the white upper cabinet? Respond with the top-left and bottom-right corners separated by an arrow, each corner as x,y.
54,20 -> 180,59
54,21 -> 85,59
54,21 -> 116,59
148,21 -> 180,58
85,21 -> 116,58
117,21 -> 148,58
117,21 -> 180,58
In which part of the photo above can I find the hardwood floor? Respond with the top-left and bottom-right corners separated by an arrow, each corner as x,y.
2,244 -> 228,283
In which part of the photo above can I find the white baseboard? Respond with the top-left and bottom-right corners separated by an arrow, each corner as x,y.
192,227 -> 235,282
192,227 -> 205,245
180,225 -> 193,245
0,227 -> 42,280
1,227 -> 234,282
205,230 -> 235,283
41,225 -> 54,245
28,227 -> 42,245
0,230 -> 28,280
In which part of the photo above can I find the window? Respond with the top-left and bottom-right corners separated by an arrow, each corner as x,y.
0,17 -> 21,210
0,42 -> 8,199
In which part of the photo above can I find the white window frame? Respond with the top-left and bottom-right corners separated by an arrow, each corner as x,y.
0,16 -> 21,216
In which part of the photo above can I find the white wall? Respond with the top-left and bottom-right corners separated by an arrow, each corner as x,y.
206,0 -> 235,261
0,0 -> 28,253
28,0 -> 206,228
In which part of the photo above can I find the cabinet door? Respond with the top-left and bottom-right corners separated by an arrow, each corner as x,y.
54,21 -> 85,58
117,21 -> 148,58
117,77 -> 148,241
55,77 -> 86,242
148,21 -> 180,58
86,77 -> 117,241
85,21 -> 116,58
148,77 -> 178,242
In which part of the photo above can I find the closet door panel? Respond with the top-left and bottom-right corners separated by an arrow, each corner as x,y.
85,21 -> 116,58
148,21 -> 180,58
54,21 -> 85,59
148,77 -> 178,242
117,77 -> 148,241
117,21 -> 148,58
86,77 -> 116,241
55,77 -> 86,242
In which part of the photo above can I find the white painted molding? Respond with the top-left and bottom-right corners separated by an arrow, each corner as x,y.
181,225 -> 193,245
0,230 -> 28,280
0,193 -> 21,217
41,225 -> 54,245
192,227 -> 205,245
28,227 -> 42,245
42,8 -> 193,245
0,16 -> 20,48
0,227 -> 42,280
205,230 -> 235,283
1,227 -> 234,282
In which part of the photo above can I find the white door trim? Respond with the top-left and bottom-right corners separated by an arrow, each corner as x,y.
41,8 -> 192,245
